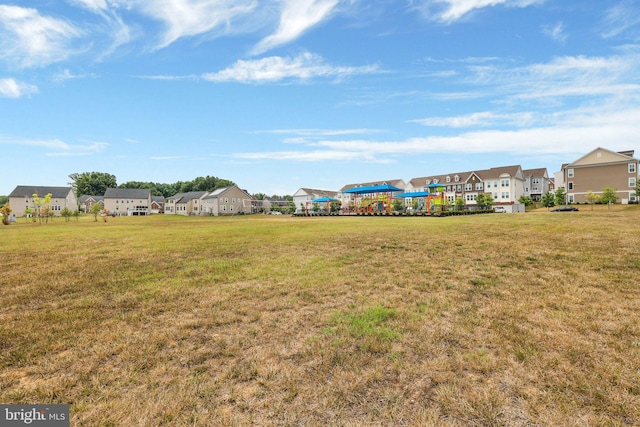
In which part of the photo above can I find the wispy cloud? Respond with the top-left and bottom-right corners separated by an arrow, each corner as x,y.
0,78 -> 38,98
412,0 -> 542,23
202,53 -> 380,83
0,136 -> 107,156
136,0 -> 257,49
543,22 -> 567,44
601,0 -> 640,39
52,69 -> 99,83
409,111 -> 538,128
0,5 -> 83,68
234,106 -> 640,163
252,0 -> 340,55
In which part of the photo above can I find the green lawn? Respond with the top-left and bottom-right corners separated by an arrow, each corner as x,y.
1,210 -> 639,425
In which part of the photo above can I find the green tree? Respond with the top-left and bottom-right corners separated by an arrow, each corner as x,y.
61,207 -> 73,222
73,209 -> 80,222
554,188 -> 566,206
70,172 -> 117,197
0,195 -> 8,206
477,193 -> 494,209
0,203 -> 12,225
90,202 -> 103,222
454,197 -> 465,211
32,193 -> 52,224
585,190 -> 600,211
518,195 -> 534,207
541,191 -> 555,210
392,199 -> 403,212
601,186 -> 618,208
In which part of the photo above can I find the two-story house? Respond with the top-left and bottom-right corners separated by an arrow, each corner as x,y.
562,147 -> 639,204
201,185 -> 253,215
103,188 -> 152,216
8,186 -> 79,218
164,191 -> 208,216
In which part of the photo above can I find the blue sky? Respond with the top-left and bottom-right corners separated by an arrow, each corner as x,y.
1,0 -> 640,196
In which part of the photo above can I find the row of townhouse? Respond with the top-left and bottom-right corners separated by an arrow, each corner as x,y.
7,184 -> 254,218
164,185 -> 255,216
294,167 -> 544,211
293,147 -> 640,210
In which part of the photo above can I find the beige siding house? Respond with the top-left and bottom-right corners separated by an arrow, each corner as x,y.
165,191 -> 208,216
103,188 -> 152,216
562,147 -> 639,204
8,186 -> 79,218
202,185 -> 253,215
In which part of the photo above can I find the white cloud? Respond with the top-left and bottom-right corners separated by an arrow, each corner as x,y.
409,111 -> 537,127
601,1 -> 640,39
414,0 -> 542,23
45,141 -> 109,156
253,0 -> 340,55
542,22 -> 567,44
0,5 -> 83,68
0,136 -> 107,155
135,0 -> 257,49
0,78 -> 38,98
233,103 -> 640,163
202,52 -> 380,83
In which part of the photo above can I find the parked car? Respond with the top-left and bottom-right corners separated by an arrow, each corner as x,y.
551,206 -> 579,212
494,206 -> 506,213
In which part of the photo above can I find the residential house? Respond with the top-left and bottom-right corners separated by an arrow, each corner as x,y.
151,196 -> 165,214
408,172 -> 476,206
337,179 -> 406,207
477,165 -> 526,206
103,188 -> 152,216
561,147 -> 639,204
293,188 -> 339,212
523,168 -> 550,201
78,195 -> 104,213
408,165 -> 526,207
164,191 -> 208,216
201,185 -> 254,215
8,185 -> 79,218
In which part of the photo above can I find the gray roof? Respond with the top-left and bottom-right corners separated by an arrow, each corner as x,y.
152,196 -> 165,203
78,195 -> 104,203
9,186 -> 74,199
167,191 -> 208,203
104,188 -> 151,199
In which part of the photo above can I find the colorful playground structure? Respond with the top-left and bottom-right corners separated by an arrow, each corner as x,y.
296,183 -> 449,216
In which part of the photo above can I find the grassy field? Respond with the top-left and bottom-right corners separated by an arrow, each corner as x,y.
1,208 -> 639,426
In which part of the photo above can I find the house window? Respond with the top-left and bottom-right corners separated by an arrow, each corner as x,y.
629,163 -> 636,173
568,182 -> 574,190
486,182 -> 491,188
425,179 -> 430,185
475,183 -> 483,190
446,176 -> 451,183
567,168 -> 574,178
457,185 -> 462,192
501,192 -> 509,199
568,194 -> 575,203
501,179 -> 509,187
494,181 -> 498,187
465,184 -> 472,191
630,178 -> 636,188
433,179 -> 439,184
454,175 -> 459,182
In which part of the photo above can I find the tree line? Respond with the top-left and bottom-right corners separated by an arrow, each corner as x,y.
68,172 -> 236,198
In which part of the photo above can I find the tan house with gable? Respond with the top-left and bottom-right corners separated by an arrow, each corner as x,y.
562,147 -> 639,204
103,188 -> 152,216
165,191 -> 208,216
201,185 -> 254,216
8,185 -> 78,218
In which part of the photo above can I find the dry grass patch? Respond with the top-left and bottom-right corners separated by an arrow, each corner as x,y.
1,211 -> 639,425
